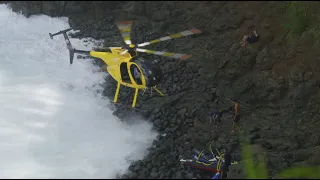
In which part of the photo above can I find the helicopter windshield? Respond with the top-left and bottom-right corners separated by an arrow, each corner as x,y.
130,64 -> 143,85
120,63 -> 131,83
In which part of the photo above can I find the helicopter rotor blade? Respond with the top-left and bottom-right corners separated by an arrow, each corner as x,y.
116,21 -> 134,46
137,29 -> 201,47
135,48 -> 192,60
93,47 -> 123,52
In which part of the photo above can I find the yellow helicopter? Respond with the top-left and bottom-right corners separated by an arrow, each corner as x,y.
49,21 -> 201,107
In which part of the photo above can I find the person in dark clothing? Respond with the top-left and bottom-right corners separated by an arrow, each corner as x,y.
227,98 -> 241,132
221,151 -> 232,179
210,108 -> 230,129
210,108 -> 224,124
240,27 -> 259,47
133,65 -> 142,85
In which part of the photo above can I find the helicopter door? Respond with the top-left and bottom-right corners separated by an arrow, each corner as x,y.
120,62 -> 131,83
130,64 -> 143,85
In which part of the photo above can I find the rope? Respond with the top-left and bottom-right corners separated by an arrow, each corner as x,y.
195,143 -> 225,168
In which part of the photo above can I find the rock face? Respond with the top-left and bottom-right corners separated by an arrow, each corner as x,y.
7,1 -> 320,179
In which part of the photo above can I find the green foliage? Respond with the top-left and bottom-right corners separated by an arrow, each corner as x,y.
240,139 -> 320,179
282,1 -> 311,40
241,142 -> 268,179
302,26 -> 320,46
277,166 -> 320,179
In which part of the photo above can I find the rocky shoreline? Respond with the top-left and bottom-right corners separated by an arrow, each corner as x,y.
7,1 -> 320,179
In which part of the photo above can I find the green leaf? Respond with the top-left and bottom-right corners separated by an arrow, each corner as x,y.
241,143 -> 257,179
241,143 -> 268,179
277,166 -> 320,179
239,132 -> 320,179
255,159 -> 268,179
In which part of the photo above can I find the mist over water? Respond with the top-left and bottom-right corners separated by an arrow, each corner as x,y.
0,4 -> 157,178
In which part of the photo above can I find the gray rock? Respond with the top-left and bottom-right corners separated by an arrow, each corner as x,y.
128,172 -> 138,179
248,133 -> 260,144
249,127 -> 261,133
165,170 -> 173,178
260,140 -> 272,150
138,173 -> 147,179
175,171 -> 182,179
146,163 -> 152,170
185,172 -> 194,179
150,172 -> 159,178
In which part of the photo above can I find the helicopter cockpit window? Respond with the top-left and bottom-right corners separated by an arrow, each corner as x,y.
120,63 -> 131,83
130,64 -> 143,85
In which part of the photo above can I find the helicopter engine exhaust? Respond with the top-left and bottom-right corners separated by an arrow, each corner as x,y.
49,28 -> 90,65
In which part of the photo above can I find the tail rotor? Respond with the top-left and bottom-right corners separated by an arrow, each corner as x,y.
49,28 -> 72,40
49,28 -> 90,65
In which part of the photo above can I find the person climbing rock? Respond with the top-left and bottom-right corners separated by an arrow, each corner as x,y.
227,98 -> 241,132
210,108 -> 223,124
133,66 -> 141,78
240,26 -> 259,47
133,65 -> 142,85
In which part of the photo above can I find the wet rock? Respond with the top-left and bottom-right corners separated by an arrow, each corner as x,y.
149,172 -> 159,178
256,139 -> 273,150
185,172 -> 194,179
138,173 -> 147,179
127,172 -> 138,179
249,127 -> 261,133
288,82 -> 314,100
248,133 -> 260,144
175,171 -> 182,179
178,108 -> 187,118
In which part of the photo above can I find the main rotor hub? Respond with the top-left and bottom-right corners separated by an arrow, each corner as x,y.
129,44 -> 135,48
